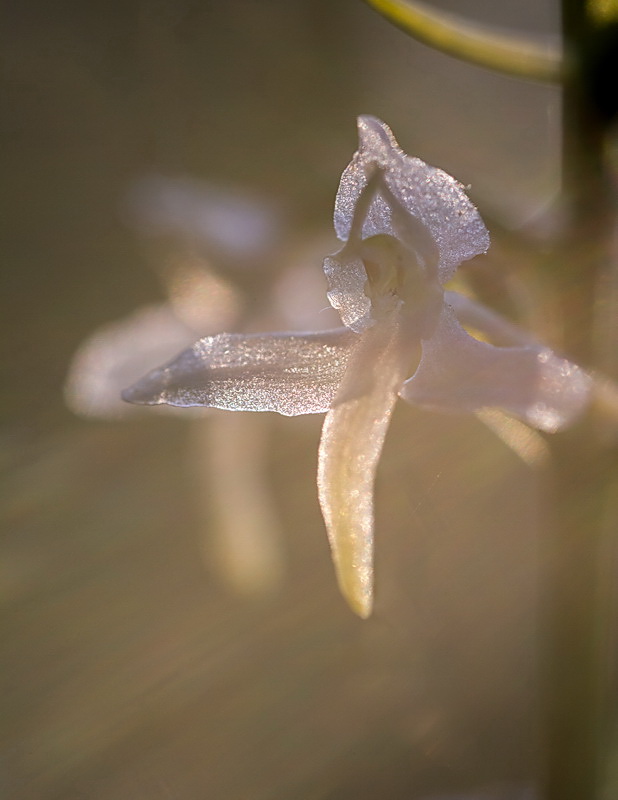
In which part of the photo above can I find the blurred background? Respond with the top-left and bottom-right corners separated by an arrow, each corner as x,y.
3,1 -> 562,797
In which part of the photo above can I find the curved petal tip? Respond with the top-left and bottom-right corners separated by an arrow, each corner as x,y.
356,115 -> 400,155
121,378 -> 160,405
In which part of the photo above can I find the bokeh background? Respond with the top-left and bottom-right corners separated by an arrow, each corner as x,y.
3,1 -> 562,797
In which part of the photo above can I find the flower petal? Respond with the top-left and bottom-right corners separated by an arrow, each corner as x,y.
400,304 -> 591,433
323,253 -> 373,333
122,328 -> 359,416
334,116 -> 489,283
317,315 -> 417,617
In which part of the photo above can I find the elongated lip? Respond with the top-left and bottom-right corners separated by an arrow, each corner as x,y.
121,370 -> 166,405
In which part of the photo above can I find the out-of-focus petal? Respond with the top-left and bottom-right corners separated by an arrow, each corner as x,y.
122,328 -> 359,416
65,305 -> 199,419
165,257 -> 242,332
476,409 -> 550,467
400,304 -> 591,433
192,414 -> 284,596
334,116 -> 489,283
123,175 -> 280,263
317,315 -> 417,617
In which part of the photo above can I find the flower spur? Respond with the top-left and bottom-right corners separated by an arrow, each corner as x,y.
123,116 -> 591,617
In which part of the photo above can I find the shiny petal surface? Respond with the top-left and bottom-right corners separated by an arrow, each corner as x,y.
334,116 -> 489,283
323,253 -> 373,333
317,315 -> 417,617
122,328 -> 359,416
400,304 -> 591,433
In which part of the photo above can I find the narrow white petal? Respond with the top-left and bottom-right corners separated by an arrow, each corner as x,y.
317,316 -> 416,617
122,328 -> 359,416
334,117 -> 489,283
400,304 -> 591,433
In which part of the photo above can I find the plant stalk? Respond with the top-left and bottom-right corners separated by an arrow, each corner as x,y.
542,3 -> 617,798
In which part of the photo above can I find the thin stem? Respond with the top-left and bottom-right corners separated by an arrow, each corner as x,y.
542,425 -> 618,800
363,0 -> 564,83
542,3 -> 618,799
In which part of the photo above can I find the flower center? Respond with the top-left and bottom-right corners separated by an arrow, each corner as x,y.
360,234 -> 430,313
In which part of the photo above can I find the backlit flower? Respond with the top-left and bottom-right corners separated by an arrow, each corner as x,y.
123,117 -> 591,617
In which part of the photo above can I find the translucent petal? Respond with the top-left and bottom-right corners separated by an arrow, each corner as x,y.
323,253 -> 373,333
334,116 -> 489,283
122,328 -> 359,416
400,304 -> 591,433
317,315 -> 417,617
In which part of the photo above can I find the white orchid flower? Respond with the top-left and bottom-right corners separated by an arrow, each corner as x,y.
123,117 -> 591,618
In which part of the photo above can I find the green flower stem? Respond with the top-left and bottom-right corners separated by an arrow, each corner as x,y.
543,3 -> 618,798
543,426 -> 618,800
363,0 -> 564,83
